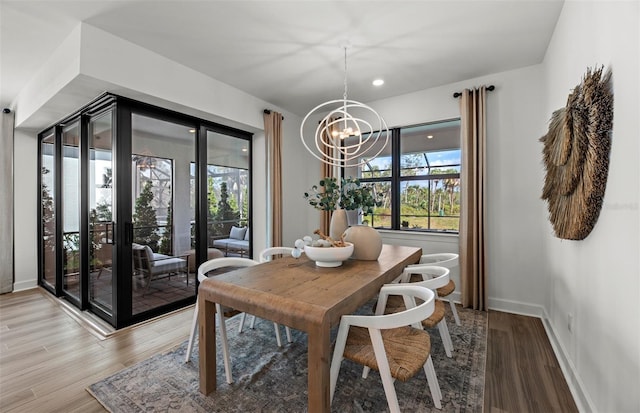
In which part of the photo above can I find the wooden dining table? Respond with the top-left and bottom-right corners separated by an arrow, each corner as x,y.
198,243 -> 422,412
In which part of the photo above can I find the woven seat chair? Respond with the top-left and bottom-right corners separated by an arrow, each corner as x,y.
330,284 -> 442,411
184,257 -> 285,384
410,253 -> 461,326
384,265 -> 454,358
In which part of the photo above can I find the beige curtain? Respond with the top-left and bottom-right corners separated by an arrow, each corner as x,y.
264,111 -> 283,247
459,87 -> 488,311
320,117 -> 336,235
0,110 -> 14,293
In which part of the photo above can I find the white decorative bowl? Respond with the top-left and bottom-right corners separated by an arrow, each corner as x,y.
304,242 -> 354,267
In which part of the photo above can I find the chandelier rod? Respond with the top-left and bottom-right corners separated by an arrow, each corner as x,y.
343,47 -> 348,101
342,47 -> 349,131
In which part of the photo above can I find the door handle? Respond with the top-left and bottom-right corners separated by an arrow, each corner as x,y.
106,221 -> 115,244
125,222 -> 133,245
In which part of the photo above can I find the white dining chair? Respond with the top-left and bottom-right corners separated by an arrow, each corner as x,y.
411,253 -> 461,326
387,265 -> 454,358
259,246 -> 297,262
330,284 -> 442,411
184,257 -> 284,384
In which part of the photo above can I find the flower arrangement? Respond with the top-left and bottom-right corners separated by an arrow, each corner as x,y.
303,177 -> 382,214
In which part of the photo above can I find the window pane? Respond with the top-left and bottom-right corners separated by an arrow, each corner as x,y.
89,111 -> 114,314
62,121 -> 80,300
41,132 -> 56,289
206,131 -> 250,257
399,178 -> 460,232
131,113 -> 195,315
400,120 -> 460,177
365,181 -> 392,229
343,130 -> 392,179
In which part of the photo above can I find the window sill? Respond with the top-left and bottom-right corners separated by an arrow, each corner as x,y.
377,228 -> 458,237
377,229 -> 459,243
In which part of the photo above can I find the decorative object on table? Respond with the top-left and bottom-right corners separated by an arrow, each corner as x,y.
293,230 -> 352,267
303,242 -> 354,268
329,208 -> 349,241
343,225 -> 383,260
540,66 -> 613,240
299,45 -> 389,168
304,176 -> 383,240
291,235 -> 313,258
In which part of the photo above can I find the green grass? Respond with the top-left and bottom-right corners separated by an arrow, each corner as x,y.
370,215 -> 459,232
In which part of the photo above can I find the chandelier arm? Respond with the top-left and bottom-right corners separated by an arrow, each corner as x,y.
299,46 -> 389,169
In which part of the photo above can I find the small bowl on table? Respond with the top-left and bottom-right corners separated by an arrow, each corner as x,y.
304,242 -> 354,267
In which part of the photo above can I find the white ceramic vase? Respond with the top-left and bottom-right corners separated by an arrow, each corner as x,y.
343,225 -> 382,260
329,209 -> 349,240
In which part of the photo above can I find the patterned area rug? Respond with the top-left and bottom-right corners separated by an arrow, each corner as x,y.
88,302 -> 486,412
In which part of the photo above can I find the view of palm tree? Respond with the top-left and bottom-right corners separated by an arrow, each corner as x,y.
357,134 -> 461,232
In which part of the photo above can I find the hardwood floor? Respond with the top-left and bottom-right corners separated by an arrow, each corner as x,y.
484,311 -> 578,413
0,288 -> 577,412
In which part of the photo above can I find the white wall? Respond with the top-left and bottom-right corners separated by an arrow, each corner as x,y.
13,129 -> 38,291
541,2 -> 640,412
11,22 -> 314,288
367,63 -> 550,316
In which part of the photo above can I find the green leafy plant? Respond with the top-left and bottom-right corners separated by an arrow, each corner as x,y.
133,180 -> 160,250
304,177 -> 383,215
212,181 -> 240,236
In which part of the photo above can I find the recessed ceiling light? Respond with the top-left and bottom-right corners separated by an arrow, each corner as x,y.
372,79 -> 384,87
242,148 -> 247,152
427,135 -> 434,139
189,129 -> 196,133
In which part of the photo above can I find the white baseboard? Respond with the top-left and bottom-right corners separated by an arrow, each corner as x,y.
13,280 -> 38,292
487,296 -> 545,317
540,311 -> 594,413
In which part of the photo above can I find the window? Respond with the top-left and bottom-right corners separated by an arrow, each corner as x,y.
345,119 -> 461,233
131,154 -> 173,253
38,93 -> 253,329
189,131 -> 250,251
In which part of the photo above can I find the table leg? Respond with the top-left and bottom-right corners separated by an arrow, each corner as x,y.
199,298 -> 217,394
307,323 -> 331,413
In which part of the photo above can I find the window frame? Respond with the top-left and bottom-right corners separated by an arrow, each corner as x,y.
348,118 -> 461,234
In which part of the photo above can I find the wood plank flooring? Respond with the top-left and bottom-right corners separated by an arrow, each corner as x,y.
484,311 -> 578,413
0,288 -> 578,412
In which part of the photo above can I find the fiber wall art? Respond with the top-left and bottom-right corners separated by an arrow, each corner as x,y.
540,66 -> 614,240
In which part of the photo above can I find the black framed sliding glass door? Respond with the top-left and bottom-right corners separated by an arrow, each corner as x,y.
88,109 -> 115,315
38,93 -> 252,329
40,131 -> 57,292
61,120 -> 81,305
129,112 -> 196,317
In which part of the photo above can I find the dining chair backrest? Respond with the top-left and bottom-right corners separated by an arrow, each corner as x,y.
412,253 -> 462,327
399,265 -> 450,291
197,257 -> 259,283
418,253 -> 458,269
355,284 -> 436,330
259,247 -> 294,263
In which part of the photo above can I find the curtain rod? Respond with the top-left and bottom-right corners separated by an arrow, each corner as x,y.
263,109 -> 284,120
452,85 -> 495,98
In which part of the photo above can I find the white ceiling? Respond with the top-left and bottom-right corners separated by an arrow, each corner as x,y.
1,0 -> 563,119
